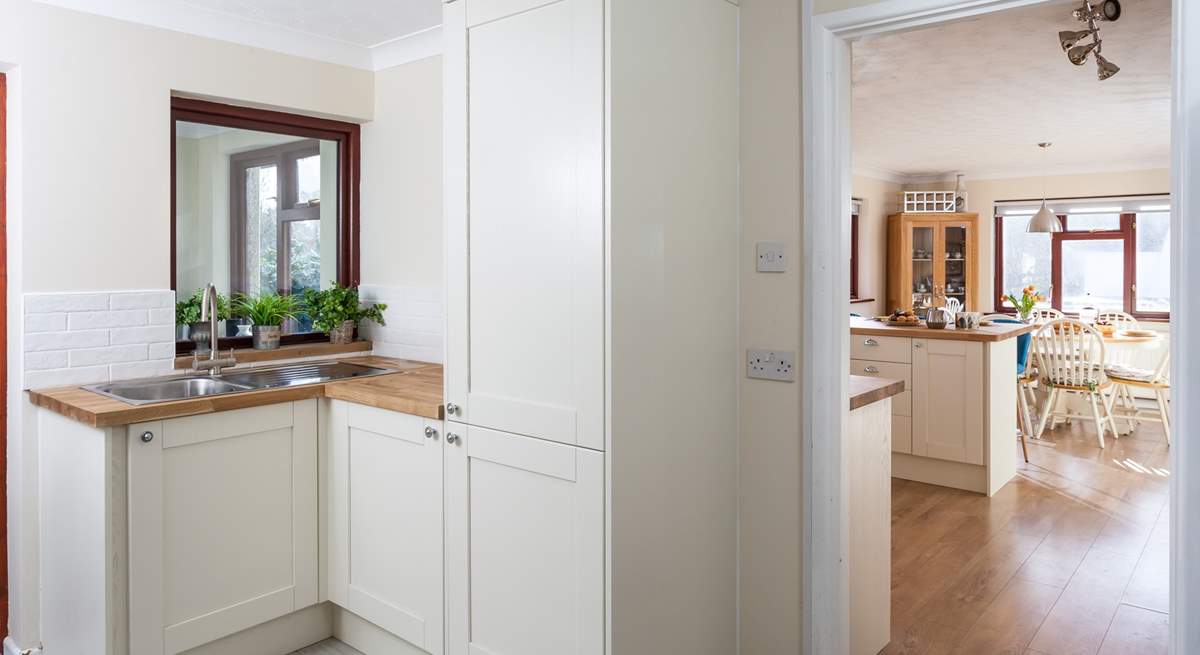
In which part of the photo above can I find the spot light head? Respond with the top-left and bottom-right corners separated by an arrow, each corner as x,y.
1067,41 -> 1098,65
1095,53 -> 1120,80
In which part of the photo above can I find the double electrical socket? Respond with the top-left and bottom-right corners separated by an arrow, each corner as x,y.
747,349 -> 796,382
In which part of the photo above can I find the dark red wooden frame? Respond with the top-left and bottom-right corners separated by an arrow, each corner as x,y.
993,210 -> 1169,320
170,97 -> 361,353
850,212 -> 860,299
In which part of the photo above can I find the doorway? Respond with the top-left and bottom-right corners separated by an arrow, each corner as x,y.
802,1 -> 1197,653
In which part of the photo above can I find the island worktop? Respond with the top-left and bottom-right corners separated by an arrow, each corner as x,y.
850,316 -> 1035,342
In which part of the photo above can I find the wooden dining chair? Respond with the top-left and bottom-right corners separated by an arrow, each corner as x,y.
1096,310 -> 1139,330
1032,318 -> 1119,448
1105,352 -> 1171,445
1030,306 -> 1064,323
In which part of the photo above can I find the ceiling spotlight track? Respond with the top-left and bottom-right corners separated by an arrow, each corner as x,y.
1059,0 -> 1121,80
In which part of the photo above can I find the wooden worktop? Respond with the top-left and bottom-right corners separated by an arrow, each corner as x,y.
849,375 -> 905,411
173,340 -> 372,369
27,356 -> 444,427
850,316 -> 1036,342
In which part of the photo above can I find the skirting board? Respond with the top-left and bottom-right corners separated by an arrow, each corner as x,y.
180,603 -> 333,655
892,452 -> 989,495
332,607 -> 426,655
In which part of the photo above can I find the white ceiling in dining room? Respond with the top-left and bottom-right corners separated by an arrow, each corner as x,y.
851,0 -> 1171,182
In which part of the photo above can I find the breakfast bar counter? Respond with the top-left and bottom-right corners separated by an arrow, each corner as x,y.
850,316 -> 1036,342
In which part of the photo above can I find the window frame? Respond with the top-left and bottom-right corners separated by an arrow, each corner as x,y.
171,97 -> 361,354
993,209 -> 1169,321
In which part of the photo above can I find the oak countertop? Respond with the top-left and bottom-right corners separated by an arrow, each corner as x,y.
27,356 -> 444,427
849,375 -> 905,411
850,316 -> 1036,342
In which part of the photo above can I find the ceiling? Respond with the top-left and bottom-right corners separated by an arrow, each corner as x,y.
176,0 -> 441,48
851,0 -> 1171,182
36,0 -> 443,70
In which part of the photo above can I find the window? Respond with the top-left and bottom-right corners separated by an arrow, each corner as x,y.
172,97 -> 361,353
994,203 -> 1170,319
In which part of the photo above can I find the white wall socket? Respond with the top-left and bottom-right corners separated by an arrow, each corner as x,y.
747,349 -> 796,382
756,241 -> 787,272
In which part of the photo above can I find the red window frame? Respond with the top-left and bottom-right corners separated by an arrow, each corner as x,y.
993,211 -> 1168,320
850,211 -> 859,299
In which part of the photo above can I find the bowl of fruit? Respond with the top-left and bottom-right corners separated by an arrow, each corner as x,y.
887,308 -> 921,326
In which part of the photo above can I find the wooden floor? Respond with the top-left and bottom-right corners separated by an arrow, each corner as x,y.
290,638 -> 364,655
884,417 -> 1171,655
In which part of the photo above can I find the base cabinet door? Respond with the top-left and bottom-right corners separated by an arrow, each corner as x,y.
444,423 -> 604,655
911,339 -> 985,464
128,401 -> 319,655
326,400 -> 444,655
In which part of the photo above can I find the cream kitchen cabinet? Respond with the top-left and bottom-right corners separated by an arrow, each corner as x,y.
444,0 -> 604,450
325,400 -> 444,655
444,422 -> 604,655
128,401 -> 319,655
911,338 -> 984,465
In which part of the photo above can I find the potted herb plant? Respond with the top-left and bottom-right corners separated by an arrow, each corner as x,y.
303,284 -> 388,345
176,288 -> 231,345
1005,285 -> 1047,322
232,292 -> 301,350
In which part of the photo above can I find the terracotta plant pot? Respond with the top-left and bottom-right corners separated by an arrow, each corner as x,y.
252,325 -> 282,350
328,320 -> 356,345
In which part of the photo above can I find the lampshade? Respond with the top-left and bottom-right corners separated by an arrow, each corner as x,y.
1059,30 -> 1091,51
1095,53 -> 1120,80
1027,202 -> 1063,233
1068,41 -> 1098,65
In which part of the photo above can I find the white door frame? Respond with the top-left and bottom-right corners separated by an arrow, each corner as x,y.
801,0 -> 1198,652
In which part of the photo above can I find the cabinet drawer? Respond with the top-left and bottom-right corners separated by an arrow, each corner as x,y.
851,334 -> 911,363
850,359 -> 911,417
892,415 -> 912,454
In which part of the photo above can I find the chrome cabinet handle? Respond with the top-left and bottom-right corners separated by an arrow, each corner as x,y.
445,403 -> 460,416
424,426 -> 437,439
864,366 -> 879,374
914,342 -> 923,349
864,338 -> 878,346
140,431 -> 154,443
446,433 -> 460,445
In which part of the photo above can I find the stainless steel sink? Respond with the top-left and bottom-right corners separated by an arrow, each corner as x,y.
83,361 -> 395,405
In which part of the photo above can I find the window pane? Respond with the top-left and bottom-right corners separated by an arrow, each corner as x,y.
296,154 -> 321,205
288,220 -> 322,295
245,164 -> 278,295
999,215 -> 1052,307
1136,211 -> 1170,313
1066,213 -> 1120,231
1061,239 -> 1124,313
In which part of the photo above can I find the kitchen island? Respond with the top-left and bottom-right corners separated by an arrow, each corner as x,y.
850,316 -> 1036,496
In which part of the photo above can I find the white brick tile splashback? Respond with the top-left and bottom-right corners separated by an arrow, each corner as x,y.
358,284 -> 443,364
23,290 -> 177,389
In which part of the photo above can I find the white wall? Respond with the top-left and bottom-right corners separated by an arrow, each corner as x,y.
738,1 -> 805,654
852,175 -> 902,317
0,2 -> 374,648
361,57 -> 443,290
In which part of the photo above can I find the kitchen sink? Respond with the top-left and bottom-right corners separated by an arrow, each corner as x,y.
84,361 -> 395,405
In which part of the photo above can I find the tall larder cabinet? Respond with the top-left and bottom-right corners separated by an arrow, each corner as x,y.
443,1 -> 740,653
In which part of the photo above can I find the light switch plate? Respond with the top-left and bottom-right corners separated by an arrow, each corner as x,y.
756,241 -> 787,272
747,349 -> 796,382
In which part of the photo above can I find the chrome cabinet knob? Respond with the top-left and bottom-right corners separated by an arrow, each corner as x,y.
914,342 -> 923,349
864,338 -> 878,346
140,431 -> 154,443
445,402 -> 460,416
446,433 -> 460,445
864,366 -> 879,374
424,426 -> 437,439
